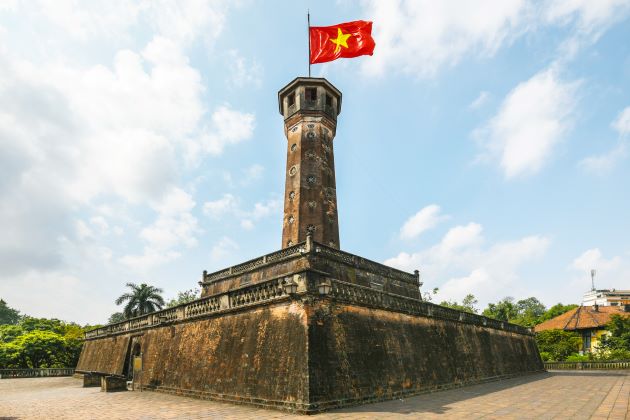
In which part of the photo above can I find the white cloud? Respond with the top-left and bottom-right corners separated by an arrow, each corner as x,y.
579,143 -> 627,175
474,68 -> 579,178
203,194 -> 238,219
241,164 -> 265,185
572,248 -> 621,273
120,187 -> 199,271
203,194 -> 280,230
360,1 -> 630,78
362,0 -> 530,78
198,105 -> 255,155
227,49 -> 263,88
399,204 -> 449,240
544,0 -> 630,34
613,106 -> 630,136
569,248 -> 629,293
579,106 -> 630,174
386,222 -> 550,305
469,91 -> 490,110
240,219 -> 255,230
210,236 -> 239,262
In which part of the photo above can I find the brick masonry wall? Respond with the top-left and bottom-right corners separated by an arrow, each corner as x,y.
307,301 -> 543,410
77,335 -> 130,376
77,298 -> 541,412
78,301 -> 310,409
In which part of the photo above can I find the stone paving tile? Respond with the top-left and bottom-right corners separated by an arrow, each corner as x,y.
0,370 -> 629,419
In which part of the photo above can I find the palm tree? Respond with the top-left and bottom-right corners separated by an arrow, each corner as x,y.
115,283 -> 165,318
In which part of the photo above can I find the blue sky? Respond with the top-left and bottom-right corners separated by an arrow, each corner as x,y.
1,0 -> 629,324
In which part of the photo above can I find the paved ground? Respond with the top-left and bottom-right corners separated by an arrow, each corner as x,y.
0,371 -> 629,419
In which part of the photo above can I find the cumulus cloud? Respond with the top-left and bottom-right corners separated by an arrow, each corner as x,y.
386,222 -> 550,305
579,143 -> 627,175
474,68 -> 579,178
544,0 -> 630,34
200,105 -> 255,155
227,49 -> 263,88
399,205 -> 449,240
120,187 -> 200,271
203,194 -> 281,230
362,0 -> 529,78
210,236 -> 239,262
203,194 -> 238,219
361,0 -> 630,78
568,248 -> 630,292
613,106 -> 630,135
579,106 -> 630,174
0,0 -> 252,322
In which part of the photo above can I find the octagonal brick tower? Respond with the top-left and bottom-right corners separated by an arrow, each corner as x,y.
278,77 -> 342,249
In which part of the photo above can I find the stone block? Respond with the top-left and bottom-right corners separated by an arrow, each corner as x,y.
100,375 -> 127,392
83,373 -> 101,387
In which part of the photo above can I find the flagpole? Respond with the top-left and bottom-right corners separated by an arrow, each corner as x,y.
307,10 -> 311,77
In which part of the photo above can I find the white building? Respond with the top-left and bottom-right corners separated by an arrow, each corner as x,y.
582,289 -> 630,307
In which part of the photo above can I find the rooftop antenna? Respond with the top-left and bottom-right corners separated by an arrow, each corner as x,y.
590,269 -> 596,291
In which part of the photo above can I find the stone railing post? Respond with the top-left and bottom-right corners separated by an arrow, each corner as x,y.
306,231 -> 313,253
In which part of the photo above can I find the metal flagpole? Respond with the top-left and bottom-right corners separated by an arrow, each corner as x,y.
308,10 -> 311,77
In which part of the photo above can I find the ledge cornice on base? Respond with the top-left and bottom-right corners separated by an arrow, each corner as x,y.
85,268 -> 532,340
200,241 -> 420,287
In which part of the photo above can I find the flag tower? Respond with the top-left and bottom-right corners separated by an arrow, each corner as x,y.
278,77 -> 342,249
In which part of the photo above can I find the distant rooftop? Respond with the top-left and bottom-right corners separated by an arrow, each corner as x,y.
535,305 -> 630,332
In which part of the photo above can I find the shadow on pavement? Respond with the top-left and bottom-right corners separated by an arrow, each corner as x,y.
332,372 -> 552,416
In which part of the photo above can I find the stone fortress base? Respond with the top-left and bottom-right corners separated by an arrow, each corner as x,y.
77,236 -> 543,413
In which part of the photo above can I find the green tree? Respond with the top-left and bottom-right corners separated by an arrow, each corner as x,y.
482,297 -> 518,322
513,297 -> 547,327
600,314 -> 630,353
0,325 -> 24,343
108,312 -> 126,324
0,299 -> 20,325
422,287 -> 439,302
0,317 -> 91,369
115,283 -> 165,318
166,288 -> 200,308
0,342 -> 23,368
14,330 -> 67,368
535,329 -> 582,361
538,303 -> 578,323
440,294 -> 479,314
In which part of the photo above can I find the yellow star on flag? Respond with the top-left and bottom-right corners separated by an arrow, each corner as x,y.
330,27 -> 351,54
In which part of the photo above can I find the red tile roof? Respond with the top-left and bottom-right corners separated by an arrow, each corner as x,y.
534,306 -> 630,332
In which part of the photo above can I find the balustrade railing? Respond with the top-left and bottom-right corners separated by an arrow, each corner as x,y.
0,368 -> 75,379
544,361 -> 630,370
85,275 -> 292,339
328,278 -> 532,335
203,243 -> 307,282
201,241 -> 418,286
86,272 -> 530,340
315,244 -> 418,285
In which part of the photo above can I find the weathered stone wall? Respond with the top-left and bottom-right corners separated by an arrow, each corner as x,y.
78,301 -> 310,410
78,296 -> 541,413
307,302 -> 543,411
76,335 -> 129,376
201,242 -> 420,300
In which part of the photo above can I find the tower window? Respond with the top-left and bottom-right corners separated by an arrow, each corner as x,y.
287,92 -> 295,107
306,87 -> 317,102
325,94 -> 332,107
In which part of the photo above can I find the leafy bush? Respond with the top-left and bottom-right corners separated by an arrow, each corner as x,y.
565,354 -> 590,362
0,311 -> 92,369
535,329 -> 582,361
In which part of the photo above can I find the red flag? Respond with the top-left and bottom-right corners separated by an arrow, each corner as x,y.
309,20 -> 375,64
